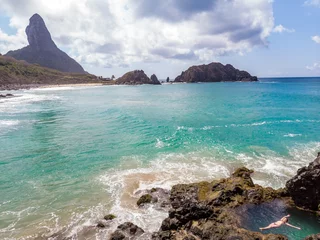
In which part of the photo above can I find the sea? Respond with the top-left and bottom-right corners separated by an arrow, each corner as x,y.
0,77 -> 320,239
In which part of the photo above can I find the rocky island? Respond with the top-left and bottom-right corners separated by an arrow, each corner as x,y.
174,62 -> 258,83
5,14 -> 85,74
94,153 -> 320,240
116,70 -> 161,85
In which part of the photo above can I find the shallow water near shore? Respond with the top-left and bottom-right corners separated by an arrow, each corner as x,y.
237,200 -> 320,240
0,78 -> 320,239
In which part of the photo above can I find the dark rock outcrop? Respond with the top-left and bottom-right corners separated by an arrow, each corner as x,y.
136,188 -> 170,208
151,74 -> 159,83
5,14 -> 85,73
116,70 -> 161,85
110,222 -> 144,240
0,93 -> 14,98
286,152 -> 320,211
174,62 -> 258,83
104,214 -> 116,221
152,167 -> 288,240
304,233 -> 320,240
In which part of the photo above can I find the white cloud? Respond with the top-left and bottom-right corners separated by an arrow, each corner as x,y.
273,25 -> 295,33
0,0 -> 275,68
312,35 -> 320,44
304,0 -> 320,7
306,62 -> 320,70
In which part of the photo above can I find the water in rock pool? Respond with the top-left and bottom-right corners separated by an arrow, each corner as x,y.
0,78 -> 320,239
237,199 -> 320,240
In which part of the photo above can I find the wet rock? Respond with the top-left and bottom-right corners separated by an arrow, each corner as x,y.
304,233 -> 320,240
137,194 -> 153,206
97,221 -> 107,228
0,93 -> 14,98
104,214 -> 116,221
286,152 -> 320,211
174,62 -> 258,83
136,188 -> 170,208
116,70 -> 161,85
110,222 -> 144,240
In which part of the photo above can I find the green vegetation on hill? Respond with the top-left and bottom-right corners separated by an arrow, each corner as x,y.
0,56 -> 105,90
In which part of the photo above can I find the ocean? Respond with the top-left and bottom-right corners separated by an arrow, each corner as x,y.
0,78 -> 320,239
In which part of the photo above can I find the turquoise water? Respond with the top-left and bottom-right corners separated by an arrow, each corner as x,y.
0,78 -> 320,239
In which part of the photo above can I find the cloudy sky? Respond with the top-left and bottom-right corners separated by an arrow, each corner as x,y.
0,0 -> 319,79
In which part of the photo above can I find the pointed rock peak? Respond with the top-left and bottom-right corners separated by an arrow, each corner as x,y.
26,13 -> 56,51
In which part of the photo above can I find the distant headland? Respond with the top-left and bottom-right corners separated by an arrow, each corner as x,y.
0,13 -> 258,90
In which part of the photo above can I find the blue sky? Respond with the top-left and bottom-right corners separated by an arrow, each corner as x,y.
0,0 -> 319,78
222,0 -> 320,77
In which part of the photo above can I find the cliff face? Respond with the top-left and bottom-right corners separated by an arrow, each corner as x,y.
5,14 -> 85,74
174,62 -> 258,83
116,70 -> 161,85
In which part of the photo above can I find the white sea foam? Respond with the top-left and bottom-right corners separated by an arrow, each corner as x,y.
155,138 -> 165,148
3,142 -> 319,239
0,120 -> 20,127
284,133 -> 302,138
0,93 -> 60,113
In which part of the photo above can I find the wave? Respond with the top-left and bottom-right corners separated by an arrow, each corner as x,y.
283,133 -> 302,138
195,119 -> 320,131
0,93 -> 60,113
2,142 -> 319,239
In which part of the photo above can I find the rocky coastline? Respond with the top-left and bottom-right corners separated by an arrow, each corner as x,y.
96,153 -> 320,240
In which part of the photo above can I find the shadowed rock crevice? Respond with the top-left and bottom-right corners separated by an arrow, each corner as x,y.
5,14 -> 85,73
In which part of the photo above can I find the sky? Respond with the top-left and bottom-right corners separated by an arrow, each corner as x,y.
0,0 -> 319,79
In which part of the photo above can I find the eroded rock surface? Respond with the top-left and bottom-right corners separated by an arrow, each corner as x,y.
136,188 -> 171,209
110,222 -> 145,240
286,152 -> 320,211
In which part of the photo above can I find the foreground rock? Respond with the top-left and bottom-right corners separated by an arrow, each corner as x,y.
286,152 -> 320,211
136,188 -> 170,209
152,167 -> 288,240
110,222 -> 145,240
5,14 -> 85,73
174,62 -> 258,83
116,70 -> 161,85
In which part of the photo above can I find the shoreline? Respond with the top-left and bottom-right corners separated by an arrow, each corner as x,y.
0,82 -> 111,91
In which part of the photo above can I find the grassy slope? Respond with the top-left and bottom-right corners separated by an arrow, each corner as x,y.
0,55 -> 111,89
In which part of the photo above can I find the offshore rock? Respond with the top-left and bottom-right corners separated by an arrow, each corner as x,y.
174,62 -> 258,83
110,222 -> 145,240
286,152 -> 320,211
150,74 -> 159,83
5,14 -> 85,73
152,167 -> 288,240
116,70 -> 161,85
